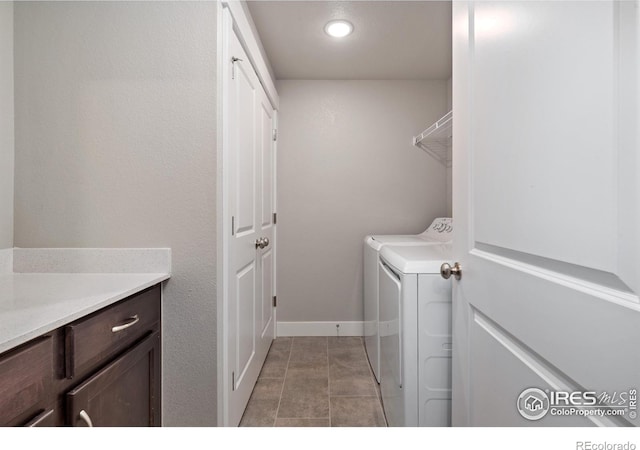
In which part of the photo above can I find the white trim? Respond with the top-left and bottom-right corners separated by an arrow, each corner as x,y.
0,248 -> 12,273
277,321 -> 365,337
12,248 -> 171,274
272,109 -> 278,341
222,0 -> 279,110
216,4 -> 231,428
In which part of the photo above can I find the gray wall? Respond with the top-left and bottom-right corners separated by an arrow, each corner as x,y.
276,80 -> 448,323
0,2 -> 13,250
14,1 -> 218,426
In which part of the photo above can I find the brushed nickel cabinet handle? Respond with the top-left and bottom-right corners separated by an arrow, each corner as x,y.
78,409 -> 94,427
111,314 -> 140,333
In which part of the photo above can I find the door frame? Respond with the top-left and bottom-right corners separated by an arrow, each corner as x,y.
216,3 -> 279,427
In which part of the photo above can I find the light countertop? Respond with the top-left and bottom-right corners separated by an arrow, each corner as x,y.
0,272 -> 169,354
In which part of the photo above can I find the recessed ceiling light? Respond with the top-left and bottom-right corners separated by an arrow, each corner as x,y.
324,20 -> 354,38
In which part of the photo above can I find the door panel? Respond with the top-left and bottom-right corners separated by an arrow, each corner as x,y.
236,262 -> 256,386
234,61 -> 257,237
453,1 -> 640,427
260,102 -> 274,228
471,1 -> 616,272
469,313 -> 590,426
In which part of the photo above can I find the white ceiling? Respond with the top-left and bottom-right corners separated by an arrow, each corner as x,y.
246,1 -> 452,80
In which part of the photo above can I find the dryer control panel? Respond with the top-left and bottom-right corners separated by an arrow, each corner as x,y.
422,217 -> 453,242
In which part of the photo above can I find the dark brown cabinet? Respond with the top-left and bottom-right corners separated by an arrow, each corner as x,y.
0,284 -> 161,427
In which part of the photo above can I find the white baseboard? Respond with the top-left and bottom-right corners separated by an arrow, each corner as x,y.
277,321 -> 364,337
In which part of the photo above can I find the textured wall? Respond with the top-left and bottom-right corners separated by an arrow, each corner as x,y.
276,80 -> 448,323
0,2 -> 14,250
14,1 -> 218,426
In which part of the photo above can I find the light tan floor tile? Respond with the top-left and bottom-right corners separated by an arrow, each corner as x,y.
330,396 -> 387,427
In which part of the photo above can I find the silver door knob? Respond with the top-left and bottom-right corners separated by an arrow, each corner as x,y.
440,262 -> 462,280
255,237 -> 270,249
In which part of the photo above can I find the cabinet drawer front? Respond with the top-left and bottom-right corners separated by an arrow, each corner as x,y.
0,337 -> 53,426
24,408 -> 56,427
65,285 -> 160,379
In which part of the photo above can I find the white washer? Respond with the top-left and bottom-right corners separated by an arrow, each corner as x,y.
364,218 -> 452,383
378,244 -> 452,427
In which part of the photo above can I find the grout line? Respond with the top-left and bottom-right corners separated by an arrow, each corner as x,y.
273,337 -> 293,427
327,336 -> 332,427
276,417 -> 331,420
329,394 -> 381,398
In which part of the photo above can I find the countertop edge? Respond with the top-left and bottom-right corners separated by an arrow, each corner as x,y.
0,273 -> 170,355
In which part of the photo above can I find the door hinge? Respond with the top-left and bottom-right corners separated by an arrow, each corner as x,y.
231,56 -> 243,80
231,216 -> 235,236
232,371 -> 235,391
273,212 -> 277,224
273,296 -> 277,308
272,129 -> 277,141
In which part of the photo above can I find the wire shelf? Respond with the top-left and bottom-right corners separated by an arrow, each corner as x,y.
413,110 -> 452,167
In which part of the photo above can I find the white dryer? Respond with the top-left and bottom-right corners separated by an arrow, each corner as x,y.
363,218 -> 452,383
378,244 -> 452,427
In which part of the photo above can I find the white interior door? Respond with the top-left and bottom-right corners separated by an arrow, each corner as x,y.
257,84 -> 276,347
452,1 -> 640,426
225,17 -> 276,426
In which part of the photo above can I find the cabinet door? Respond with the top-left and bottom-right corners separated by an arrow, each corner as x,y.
0,337 -> 53,426
66,332 -> 160,427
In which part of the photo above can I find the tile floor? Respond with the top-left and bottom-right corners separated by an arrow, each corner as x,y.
240,336 -> 387,427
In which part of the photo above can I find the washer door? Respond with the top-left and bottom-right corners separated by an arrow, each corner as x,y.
364,241 -> 380,383
378,259 -> 403,426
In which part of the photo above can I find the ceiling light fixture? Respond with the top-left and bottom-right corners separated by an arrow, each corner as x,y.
324,20 -> 354,38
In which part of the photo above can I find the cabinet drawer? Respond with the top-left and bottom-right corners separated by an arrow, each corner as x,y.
65,285 -> 160,379
0,337 -> 53,426
24,408 -> 56,427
